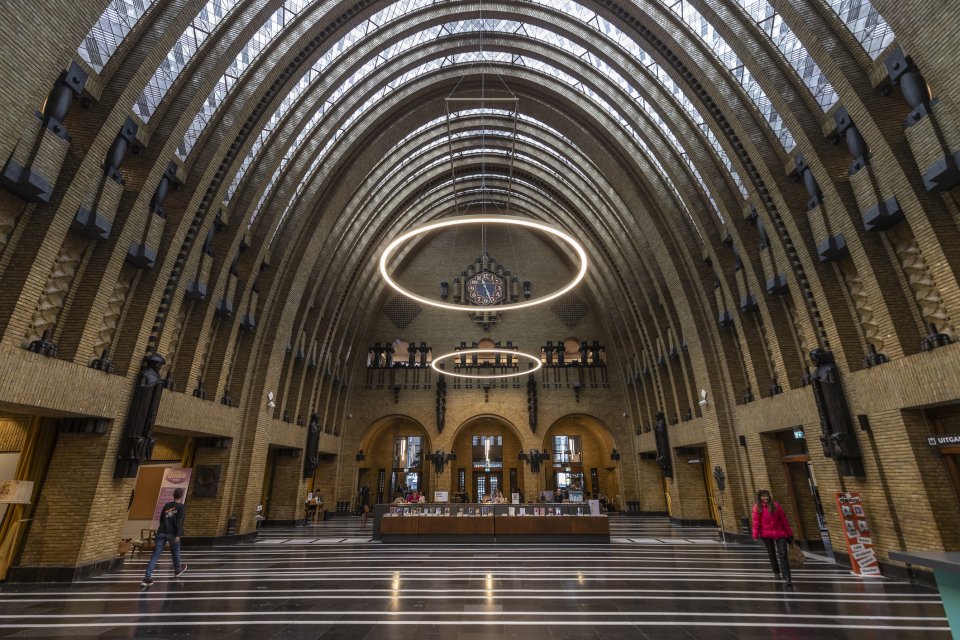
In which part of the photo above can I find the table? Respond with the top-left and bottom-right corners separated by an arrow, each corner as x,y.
373,503 -> 609,542
889,550 -> 960,639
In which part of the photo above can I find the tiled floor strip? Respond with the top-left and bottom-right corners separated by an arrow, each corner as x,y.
0,516 -> 948,639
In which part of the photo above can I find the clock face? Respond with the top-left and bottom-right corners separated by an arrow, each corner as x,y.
465,270 -> 505,306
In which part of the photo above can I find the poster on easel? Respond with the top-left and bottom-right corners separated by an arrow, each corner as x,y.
151,468 -> 192,527
835,492 -> 881,577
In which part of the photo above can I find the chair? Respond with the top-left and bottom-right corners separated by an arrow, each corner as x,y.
360,505 -> 371,531
131,529 -> 156,559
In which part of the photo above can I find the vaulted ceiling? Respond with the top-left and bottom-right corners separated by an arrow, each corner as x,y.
1,0 -> 956,432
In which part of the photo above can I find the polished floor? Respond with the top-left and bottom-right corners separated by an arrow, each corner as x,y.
0,516 -> 949,639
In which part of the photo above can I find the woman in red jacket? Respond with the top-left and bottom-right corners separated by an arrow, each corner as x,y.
752,488 -> 794,587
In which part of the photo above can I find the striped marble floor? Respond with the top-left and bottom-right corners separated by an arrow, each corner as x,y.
0,516 -> 948,639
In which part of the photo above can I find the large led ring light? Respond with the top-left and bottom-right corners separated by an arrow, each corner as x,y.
379,215 -> 588,311
431,348 -> 543,380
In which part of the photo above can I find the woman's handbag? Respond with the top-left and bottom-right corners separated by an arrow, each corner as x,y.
787,541 -> 806,568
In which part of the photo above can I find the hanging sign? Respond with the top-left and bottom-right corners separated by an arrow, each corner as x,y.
835,492 -> 881,577
927,434 -> 960,449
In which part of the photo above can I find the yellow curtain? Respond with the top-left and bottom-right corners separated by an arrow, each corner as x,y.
180,436 -> 196,468
0,417 -> 57,580
662,476 -> 673,516
703,450 -> 721,524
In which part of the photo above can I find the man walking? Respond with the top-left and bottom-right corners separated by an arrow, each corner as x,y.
141,487 -> 188,587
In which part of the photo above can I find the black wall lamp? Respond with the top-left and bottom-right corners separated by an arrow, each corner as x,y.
610,448 -> 621,462
425,448 -> 457,473
356,449 -> 365,462
518,448 -> 550,473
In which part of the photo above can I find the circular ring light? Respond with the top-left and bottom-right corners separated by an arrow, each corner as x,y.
431,348 -> 543,380
379,215 -> 588,312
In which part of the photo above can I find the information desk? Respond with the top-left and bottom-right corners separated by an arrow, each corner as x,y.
889,551 -> 960,638
372,503 -> 609,542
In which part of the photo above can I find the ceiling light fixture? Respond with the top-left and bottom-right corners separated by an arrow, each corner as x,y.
431,348 -> 542,380
379,215 -> 587,311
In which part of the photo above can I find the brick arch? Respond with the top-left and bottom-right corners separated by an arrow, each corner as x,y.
357,414 -> 431,457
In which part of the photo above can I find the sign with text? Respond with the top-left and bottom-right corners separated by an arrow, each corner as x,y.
433,491 -> 448,503
835,492 -> 881,577
151,468 -> 192,527
927,434 -> 960,449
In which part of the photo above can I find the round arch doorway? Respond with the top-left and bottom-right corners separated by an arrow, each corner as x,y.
544,415 -> 621,507
450,415 -> 525,503
357,415 -> 431,505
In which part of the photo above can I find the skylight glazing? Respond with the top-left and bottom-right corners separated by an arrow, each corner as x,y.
529,0 -> 748,198
261,50 -> 705,243
516,21 -> 726,219
401,108 -> 577,149
734,0 -> 837,110
78,0 -> 159,73
824,0 -> 895,60
666,0 -> 796,151
134,0 -> 241,122
236,20 -> 726,242
177,1 -> 310,158
180,0 -> 441,159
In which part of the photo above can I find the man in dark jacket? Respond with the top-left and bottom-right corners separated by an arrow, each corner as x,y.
141,487 -> 187,586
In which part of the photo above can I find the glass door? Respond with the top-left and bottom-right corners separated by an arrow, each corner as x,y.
473,471 -> 502,502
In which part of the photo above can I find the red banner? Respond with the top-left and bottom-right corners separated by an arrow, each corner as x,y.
835,492 -> 881,577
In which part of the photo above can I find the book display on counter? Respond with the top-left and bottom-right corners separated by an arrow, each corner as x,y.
373,503 -> 610,542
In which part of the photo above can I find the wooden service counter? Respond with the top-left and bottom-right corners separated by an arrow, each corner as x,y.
372,503 -> 610,543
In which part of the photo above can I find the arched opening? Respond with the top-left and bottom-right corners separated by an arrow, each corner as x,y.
449,415 -> 525,502
543,415 -> 620,508
357,415 -> 430,505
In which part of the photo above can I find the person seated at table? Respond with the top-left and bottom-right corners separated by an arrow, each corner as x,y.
408,490 -> 422,503
493,491 -> 505,504
481,494 -> 492,503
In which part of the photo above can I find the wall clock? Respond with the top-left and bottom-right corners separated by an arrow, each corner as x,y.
465,269 -> 505,305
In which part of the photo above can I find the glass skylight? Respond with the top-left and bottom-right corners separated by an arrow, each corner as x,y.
734,0 -> 837,111
261,50 -> 705,243
823,0 -> 895,60
177,1 -> 312,158
232,22 -> 729,245
665,0 -> 796,151
179,0 -> 442,160
134,0 -> 242,122
78,0 -> 159,73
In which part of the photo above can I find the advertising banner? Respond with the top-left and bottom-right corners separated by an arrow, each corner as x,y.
151,468 -> 192,527
835,492 -> 881,577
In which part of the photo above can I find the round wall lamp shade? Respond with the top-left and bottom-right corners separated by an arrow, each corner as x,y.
378,215 -> 588,311
431,348 -> 543,379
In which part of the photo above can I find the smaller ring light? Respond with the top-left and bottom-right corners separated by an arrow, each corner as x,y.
431,348 -> 543,380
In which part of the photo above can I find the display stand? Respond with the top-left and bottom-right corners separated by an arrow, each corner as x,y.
373,503 -> 610,542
